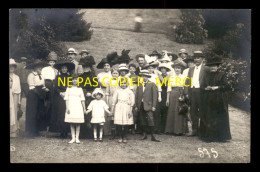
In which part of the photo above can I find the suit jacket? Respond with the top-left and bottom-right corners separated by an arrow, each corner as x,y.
135,82 -> 158,111
184,65 -> 209,95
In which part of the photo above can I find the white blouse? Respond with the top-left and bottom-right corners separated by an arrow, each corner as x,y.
41,66 -> 58,80
167,74 -> 185,92
27,72 -> 45,90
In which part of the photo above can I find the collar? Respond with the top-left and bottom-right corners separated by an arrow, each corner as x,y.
32,71 -> 38,76
195,64 -> 202,70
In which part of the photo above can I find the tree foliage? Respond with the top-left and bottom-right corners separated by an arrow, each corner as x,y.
9,9 -> 93,61
174,9 -> 208,44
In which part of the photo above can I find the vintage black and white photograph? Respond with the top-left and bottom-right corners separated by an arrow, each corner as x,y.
9,9 -> 251,163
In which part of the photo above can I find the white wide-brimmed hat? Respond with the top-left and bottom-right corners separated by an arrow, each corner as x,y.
92,88 -> 105,98
9,58 -> 17,67
158,63 -> 171,72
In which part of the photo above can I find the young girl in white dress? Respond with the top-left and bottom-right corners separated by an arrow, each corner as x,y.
86,88 -> 111,142
64,75 -> 86,144
111,78 -> 135,143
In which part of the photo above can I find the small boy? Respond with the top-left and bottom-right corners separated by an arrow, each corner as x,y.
135,70 -> 160,142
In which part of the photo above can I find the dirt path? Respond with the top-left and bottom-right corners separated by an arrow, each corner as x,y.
10,98 -> 250,163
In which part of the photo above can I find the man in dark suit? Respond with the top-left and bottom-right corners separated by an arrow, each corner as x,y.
184,51 -> 209,137
135,70 -> 160,142
135,54 -> 146,76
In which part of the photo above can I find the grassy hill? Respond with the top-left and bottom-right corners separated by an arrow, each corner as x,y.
64,9 -> 210,73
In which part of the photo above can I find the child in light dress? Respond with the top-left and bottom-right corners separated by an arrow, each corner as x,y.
64,75 -> 86,144
105,68 -> 119,140
111,78 -> 135,143
86,88 -> 111,142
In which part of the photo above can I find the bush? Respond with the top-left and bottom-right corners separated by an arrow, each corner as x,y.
204,23 -> 250,61
204,50 -> 251,110
9,9 -> 93,61
174,9 -> 208,44
202,9 -> 251,39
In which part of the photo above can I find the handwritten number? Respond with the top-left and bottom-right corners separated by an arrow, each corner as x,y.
198,148 -> 204,158
211,148 -> 218,158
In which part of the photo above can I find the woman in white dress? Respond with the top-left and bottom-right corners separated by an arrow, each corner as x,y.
9,59 -> 21,138
64,74 -> 86,144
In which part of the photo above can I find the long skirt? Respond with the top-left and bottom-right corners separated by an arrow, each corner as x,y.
199,90 -> 232,141
165,87 -> 187,134
49,92 -> 69,133
44,80 -> 55,128
25,88 -> 46,137
10,91 -> 19,137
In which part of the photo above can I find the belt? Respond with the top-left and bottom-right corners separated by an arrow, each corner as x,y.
118,100 -> 130,105
45,79 -> 54,82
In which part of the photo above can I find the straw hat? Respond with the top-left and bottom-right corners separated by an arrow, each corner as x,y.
193,50 -> 204,58
118,63 -> 129,72
139,70 -> 151,78
172,60 -> 187,69
67,48 -> 78,55
92,88 -> 105,98
46,51 -> 58,61
79,50 -> 89,55
158,63 -> 171,72
9,58 -> 17,68
178,49 -> 189,56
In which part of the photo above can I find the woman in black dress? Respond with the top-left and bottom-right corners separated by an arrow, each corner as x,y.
50,59 -> 75,138
25,59 -> 49,138
199,56 -> 232,142
78,56 -> 96,139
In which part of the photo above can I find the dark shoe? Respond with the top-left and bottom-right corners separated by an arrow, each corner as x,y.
99,138 -> 103,142
94,138 -> 98,142
109,136 -> 115,140
151,137 -> 160,142
140,135 -> 147,140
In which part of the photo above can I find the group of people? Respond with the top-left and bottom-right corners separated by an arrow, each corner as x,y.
9,47 -> 232,144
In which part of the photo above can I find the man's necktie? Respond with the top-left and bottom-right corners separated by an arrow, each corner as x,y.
37,73 -> 42,80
